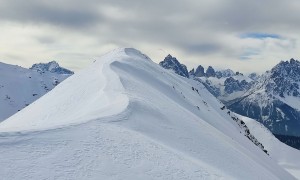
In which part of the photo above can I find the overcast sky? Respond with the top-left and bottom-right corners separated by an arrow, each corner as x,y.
1,0 -> 300,73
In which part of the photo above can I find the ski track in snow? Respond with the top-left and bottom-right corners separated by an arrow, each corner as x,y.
0,48 -> 297,180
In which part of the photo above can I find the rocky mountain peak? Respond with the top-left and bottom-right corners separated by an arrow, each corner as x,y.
159,54 -> 189,78
30,61 -> 74,75
271,58 -> 300,78
269,58 -> 300,97
206,66 -> 216,77
215,69 -> 235,78
248,73 -> 259,80
194,65 -> 205,77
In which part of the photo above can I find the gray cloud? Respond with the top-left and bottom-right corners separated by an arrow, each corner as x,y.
0,0 -> 101,28
0,0 -> 300,73
36,36 -> 56,44
186,43 -> 222,55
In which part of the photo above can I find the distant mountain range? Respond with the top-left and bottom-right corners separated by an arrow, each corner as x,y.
159,55 -> 300,149
2,55 -> 299,150
0,61 -> 73,121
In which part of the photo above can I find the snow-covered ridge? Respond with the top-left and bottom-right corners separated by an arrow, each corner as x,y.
0,61 -> 72,122
0,48 -> 296,179
0,48 -> 129,132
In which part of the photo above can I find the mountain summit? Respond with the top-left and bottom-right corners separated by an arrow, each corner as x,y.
30,61 -> 74,75
159,54 -> 189,78
227,58 -> 300,138
0,48 -> 294,179
269,58 -> 300,97
159,55 -> 300,149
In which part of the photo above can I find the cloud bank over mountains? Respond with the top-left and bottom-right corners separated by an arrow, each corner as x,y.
0,0 -> 299,72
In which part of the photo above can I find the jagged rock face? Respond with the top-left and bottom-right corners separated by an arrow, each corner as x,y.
159,55 -> 189,78
189,68 -> 195,77
228,98 -> 300,137
193,66 -> 236,79
269,59 -> 300,97
30,61 -> 74,75
224,77 -> 250,94
196,74 -> 252,100
201,79 -> 221,97
248,73 -> 258,80
159,55 -> 300,148
227,58 -> 300,137
206,66 -> 216,77
159,55 -> 252,100
194,65 -> 205,77
216,69 -> 235,79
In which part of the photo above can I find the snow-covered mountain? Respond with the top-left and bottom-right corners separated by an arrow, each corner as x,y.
196,75 -> 253,102
159,55 -> 300,150
160,55 -> 254,103
0,48 -> 296,179
159,54 -> 189,78
30,61 -> 74,74
0,61 -> 73,122
227,59 -> 300,139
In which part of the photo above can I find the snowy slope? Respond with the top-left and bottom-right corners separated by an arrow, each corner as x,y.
239,115 -> 300,179
0,48 -> 295,179
0,61 -> 72,122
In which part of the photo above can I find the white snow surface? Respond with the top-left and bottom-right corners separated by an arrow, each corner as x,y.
0,48 -> 296,179
240,115 -> 300,179
0,62 -> 70,122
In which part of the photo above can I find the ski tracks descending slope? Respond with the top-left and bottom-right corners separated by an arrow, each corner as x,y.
0,48 -> 296,179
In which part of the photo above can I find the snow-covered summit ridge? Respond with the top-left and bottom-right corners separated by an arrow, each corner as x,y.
0,48 -> 295,179
0,48 -> 149,132
30,61 -> 74,74
0,48 -> 131,132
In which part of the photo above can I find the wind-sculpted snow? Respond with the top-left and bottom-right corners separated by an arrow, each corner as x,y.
0,49 -> 129,132
0,48 -> 296,179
